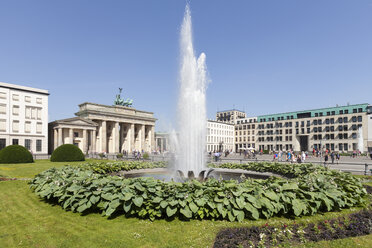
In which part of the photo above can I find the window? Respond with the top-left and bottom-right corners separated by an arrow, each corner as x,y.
12,121 -> 19,132
331,111 -> 335,115
343,133 -> 348,139
357,116 -> 362,122
344,143 -> 348,151
31,108 -> 37,119
327,112 -> 330,116
12,94 -> 19,101
0,119 -> 6,132
339,143 -> 343,150
353,109 -> 357,113
338,133 -> 343,139
0,104 -> 6,114
25,122 -> 31,133
340,110 -> 344,114
25,96 -> 31,102
330,118 -> 334,124
0,92 -> 6,99
314,120 -> 318,125
74,132 -> 79,137
36,123 -> 42,134
352,116 -> 357,122
25,107 -> 31,119
25,139 -> 31,150
0,139 -> 5,150
330,134 -> 334,139
36,98 -> 42,104
352,133 -> 357,139
12,139 -> 18,145
320,113 -> 323,117
330,126 -> 334,132
307,128 -> 310,133
314,135 -> 318,140
345,110 -> 349,114
338,125 -> 343,131
315,113 -> 319,117
358,108 -> 363,113
318,119 -> 322,125
325,119 -> 330,124
12,105 -> 19,115
343,117 -> 348,123
36,140 -> 42,151
343,125 -> 348,131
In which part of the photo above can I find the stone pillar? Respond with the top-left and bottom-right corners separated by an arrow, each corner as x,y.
114,122 -> 120,153
151,126 -> 155,152
92,129 -> 96,153
83,129 -> 87,154
130,123 -> 135,151
69,128 -> 74,144
58,128 -> 63,146
101,121 -> 107,152
53,128 -> 58,149
141,125 -> 145,152
160,138 -> 164,152
119,123 -> 124,152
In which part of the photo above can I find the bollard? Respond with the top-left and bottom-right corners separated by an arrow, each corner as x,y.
365,163 -> 368,176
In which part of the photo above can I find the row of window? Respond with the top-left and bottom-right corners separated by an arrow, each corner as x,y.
0,138 -> 42,152
259,108 -> 364,122
236,124 -> 256,130
0,119 -> 43,133
0,92 -> 43,104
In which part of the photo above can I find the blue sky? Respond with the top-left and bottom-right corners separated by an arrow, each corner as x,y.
1,0 -> 371,131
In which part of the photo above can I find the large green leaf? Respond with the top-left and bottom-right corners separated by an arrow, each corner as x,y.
133,196 -> 144,207
166,206 -> 177,217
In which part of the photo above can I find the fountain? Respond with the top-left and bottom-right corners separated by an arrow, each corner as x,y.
358,126 -> 364,153
174,4 -> 210,179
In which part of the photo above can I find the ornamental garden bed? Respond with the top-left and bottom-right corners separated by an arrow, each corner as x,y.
29,161 -> 367,222
213,209 -> 372,248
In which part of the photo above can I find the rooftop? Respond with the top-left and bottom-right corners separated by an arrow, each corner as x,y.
257,103 -> 369,122
0,82 -> 49,95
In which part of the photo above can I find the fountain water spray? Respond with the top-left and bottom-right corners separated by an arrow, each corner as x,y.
174,4 -> 209,177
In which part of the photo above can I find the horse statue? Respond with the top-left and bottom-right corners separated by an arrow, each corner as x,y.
114,88 -> 133,107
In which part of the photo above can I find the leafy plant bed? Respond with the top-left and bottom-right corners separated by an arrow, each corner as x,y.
29,162 -> 367,222
213,209 -> 372,248
364,185 -> 372,194
77,161 -> 167,174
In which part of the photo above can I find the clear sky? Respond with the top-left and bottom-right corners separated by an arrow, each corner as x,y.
1,0 -> 371,131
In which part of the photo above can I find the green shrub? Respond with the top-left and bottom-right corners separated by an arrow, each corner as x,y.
142,152 -> 150,160
78,161 -> 167,174
98,153 -> 105,158
116,153 -> 123,159
50,144 -> 85,162
0,145 -> 34,164
263,149 -> 269,154
30,162 -> 367,222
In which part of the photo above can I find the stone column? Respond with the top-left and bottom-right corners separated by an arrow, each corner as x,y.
58,128 -> 63,146
114,122 -> 120,153
53,128 -> 58,149
92,129 -> 96,153
151,126 -> 155,152
101,121 -> 107,153
69,128 -> 74,144
141,125 -> 145,152
160,138 -> 164,152
83,129 -> 87,154
130,123 -> 135,151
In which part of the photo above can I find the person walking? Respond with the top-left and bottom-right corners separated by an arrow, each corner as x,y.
369,151 -> 372,160
330,152 -> 335,164
324,153 -> 329,168
336,152 -> 340,164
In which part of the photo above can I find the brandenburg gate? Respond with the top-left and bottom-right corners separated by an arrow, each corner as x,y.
48,102 -> 156,154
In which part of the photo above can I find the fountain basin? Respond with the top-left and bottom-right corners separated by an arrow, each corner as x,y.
111,167 -> 284,182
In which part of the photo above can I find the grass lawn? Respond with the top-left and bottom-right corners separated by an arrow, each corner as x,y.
1,160 -> 372,247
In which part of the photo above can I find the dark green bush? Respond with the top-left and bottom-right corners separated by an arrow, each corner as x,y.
50,144 -> 85,162
0,145 -> 34,164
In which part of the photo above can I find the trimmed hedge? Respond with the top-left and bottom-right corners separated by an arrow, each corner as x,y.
79,161 -> 167,174
0,145 -> 34,164
29,162 -> 367,222
50,144 -> 85,162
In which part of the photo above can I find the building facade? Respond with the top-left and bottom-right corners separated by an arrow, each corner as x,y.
255,103 -> 372,152
49,102 -> 156,154
0,82 -> 49,154
206,120 -> 234,152
216,109 -> 246,124
234,117 -> 257,152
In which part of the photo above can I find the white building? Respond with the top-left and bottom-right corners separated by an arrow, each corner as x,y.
0,82 -> 49,154
206,120 -> 234,152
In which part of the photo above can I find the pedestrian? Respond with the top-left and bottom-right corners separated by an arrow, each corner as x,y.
336,152 -> 340,164
370,151 -> 372,160
324,153 -> 329,167
330,152 -> 335,164
301,151 -> 306,163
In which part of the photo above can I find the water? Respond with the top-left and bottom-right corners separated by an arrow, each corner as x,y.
358,126 -> 364,153
175,4 -> 208,177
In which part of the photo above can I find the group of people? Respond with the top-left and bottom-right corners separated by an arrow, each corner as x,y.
272,150 -> 307,163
